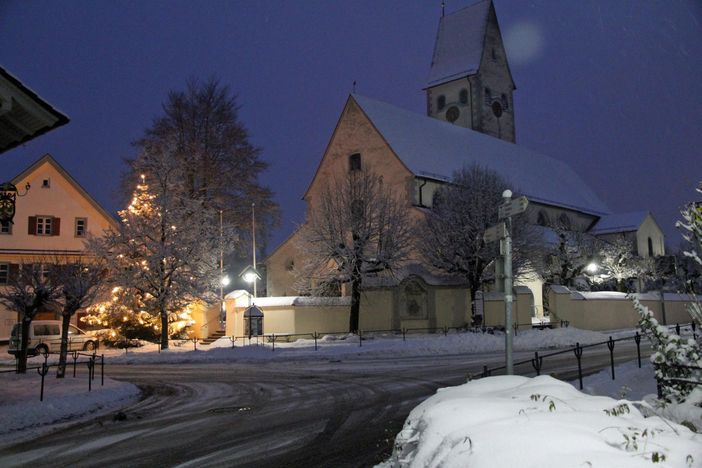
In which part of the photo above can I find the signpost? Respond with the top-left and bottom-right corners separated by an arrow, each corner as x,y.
483,190 -> 529,375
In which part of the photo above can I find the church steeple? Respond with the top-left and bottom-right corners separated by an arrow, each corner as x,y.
425,0 -> 516,143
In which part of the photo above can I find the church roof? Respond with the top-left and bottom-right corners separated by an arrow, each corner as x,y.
426,0 -> 492,88
588,211 -> 650,235
351,93 -> 611,216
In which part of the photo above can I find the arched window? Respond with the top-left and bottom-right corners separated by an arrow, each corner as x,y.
648,237 -> 654,257
558,213 -> 572,230
484,88 -> 492,105
501,93 -> 509,110
459,88 -> 468,104
437,95 -> 446,110
349,153 -> 361,172
537,211 -> 550,227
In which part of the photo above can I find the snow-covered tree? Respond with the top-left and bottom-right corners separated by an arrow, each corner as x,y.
92,157 -> 220,350
296,169 -> 412,333
418,164 -> 536,322
132,77 -> 279,255
538,227 -> 599,289
632,296 -> 701,403
592,237 -> 645,292
51,258 -> 105,378
676,182 -> 702,325
0,262 -> 59,373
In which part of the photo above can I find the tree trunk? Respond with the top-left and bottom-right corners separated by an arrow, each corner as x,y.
160,308 -> 169,350
56,312 -> 72,378
349,275 -> 361,334
17,317 -> 31,373
469,287 -> 479,326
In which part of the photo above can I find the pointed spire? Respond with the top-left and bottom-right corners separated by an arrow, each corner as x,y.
352,80 -> 357,93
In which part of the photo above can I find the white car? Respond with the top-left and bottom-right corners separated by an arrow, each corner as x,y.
8,320 -> 98,356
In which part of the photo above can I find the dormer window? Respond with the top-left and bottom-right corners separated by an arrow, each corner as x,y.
349,153 -> 361,172
459,88 -> 468,104
437,95 -> 446,111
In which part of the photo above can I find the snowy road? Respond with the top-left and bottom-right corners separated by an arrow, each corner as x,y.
0,342 -> 647,467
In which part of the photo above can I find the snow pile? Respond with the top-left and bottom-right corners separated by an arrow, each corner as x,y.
381,375 -> 702,468
0,372 -> 139,448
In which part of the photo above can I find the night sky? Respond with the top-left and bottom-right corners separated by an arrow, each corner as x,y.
2,0 -> 701,254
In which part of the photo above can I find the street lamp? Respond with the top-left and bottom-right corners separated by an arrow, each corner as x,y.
586,262 -> 599,274
240,265 -> 261,291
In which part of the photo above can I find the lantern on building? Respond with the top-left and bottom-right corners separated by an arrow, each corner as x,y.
0,182 -> 29,224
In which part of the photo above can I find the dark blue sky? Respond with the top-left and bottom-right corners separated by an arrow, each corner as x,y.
2,0 -> 701,253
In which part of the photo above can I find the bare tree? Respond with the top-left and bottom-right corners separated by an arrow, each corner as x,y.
297,169 -> 412,333
51,257 -> 106,378
132,77 -> 279,254
0,262 -> 59,373
91,152 -> 221,350
418,164 -> 535,322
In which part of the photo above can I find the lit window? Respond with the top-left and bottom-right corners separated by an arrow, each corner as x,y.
36,217 -> 53,235
0,263 -> 8,284
349,153 -> 361,172
75,218 -> 87,237
0,220 -> 11,235
437,95 -> 446,110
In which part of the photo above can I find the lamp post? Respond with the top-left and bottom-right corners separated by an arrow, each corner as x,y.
251,202 -> 257,298
219,210 -> 225,327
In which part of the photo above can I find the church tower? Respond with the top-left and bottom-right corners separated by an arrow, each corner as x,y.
425,0 -> 516,143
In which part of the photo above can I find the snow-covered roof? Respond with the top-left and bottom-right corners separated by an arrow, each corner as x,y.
426,0 -> 491,88
352,94 -> 610,216
588,211 -> 649,235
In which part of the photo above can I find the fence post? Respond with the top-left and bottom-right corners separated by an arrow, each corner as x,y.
314,332 -> 318,351
271,333 -> 276,352
531,351 -> 543,376
101,354 -> 104,386
72,350 -> 78,377
87,357 -> 94,392
634,332 -> 642,368
402,328 -> 406,342
692,322 -> 698,340
443,326 -> 448,336
192,338 -> 197,351
573,342 -> 583,390
482,365 -> 489,378
513,322 -> 518,337
38,356 -> 49,402
675,323 -> 680,336
359,330 -> 362,347
607,336 -> 615,380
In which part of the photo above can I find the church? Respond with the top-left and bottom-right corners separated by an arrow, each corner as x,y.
263,0 -> 664,328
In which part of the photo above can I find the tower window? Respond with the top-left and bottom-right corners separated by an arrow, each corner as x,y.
537,211 -> 550,227
459,88 -> 468,104
437,95 -> 446,110
491,48 -> 497,60
349,153 -> 361,172
558,213 -> 571,230
501,94 -> 509,110
484,88 -> 492,106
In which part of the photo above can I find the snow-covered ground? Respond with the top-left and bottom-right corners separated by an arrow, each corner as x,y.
1,326 -> 699,465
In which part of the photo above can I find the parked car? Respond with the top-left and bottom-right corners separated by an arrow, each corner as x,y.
8,320 -> 98,356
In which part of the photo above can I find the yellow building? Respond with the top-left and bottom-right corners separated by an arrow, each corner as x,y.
0,154 -> 118,339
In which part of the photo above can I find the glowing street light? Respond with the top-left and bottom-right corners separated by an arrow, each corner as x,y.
220,275 -> 230,287
240,265 -> 261,289
586,262 -> 599,274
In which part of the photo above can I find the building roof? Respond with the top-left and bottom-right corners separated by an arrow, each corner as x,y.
0,66 -> 69,154
588,211 -> 650,235
6,153 -> 119,228
351,94 -> 611,216
426,0 -> 492,88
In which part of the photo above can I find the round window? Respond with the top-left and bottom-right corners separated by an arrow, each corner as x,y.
446,106 -> 460,123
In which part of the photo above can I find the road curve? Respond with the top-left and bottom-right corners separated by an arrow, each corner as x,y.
0,345 -> 646,467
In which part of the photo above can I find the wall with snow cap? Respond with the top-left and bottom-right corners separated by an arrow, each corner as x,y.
548,286 -> 698,330
483,286 -> 533,329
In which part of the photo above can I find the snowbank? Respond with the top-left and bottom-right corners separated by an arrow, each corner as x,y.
381,375 -> 702,468
0,372 -> 140,448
